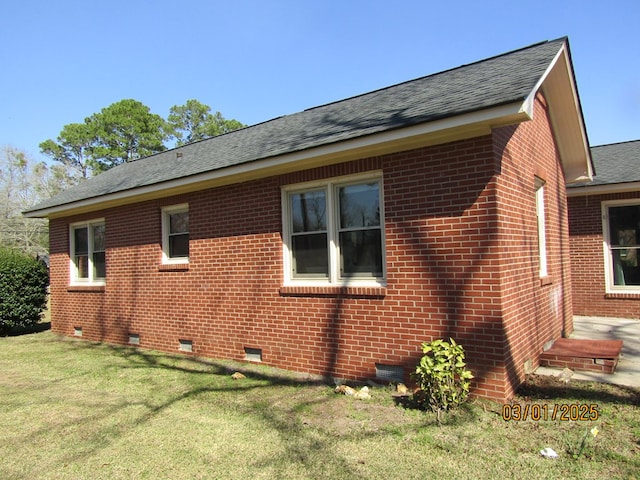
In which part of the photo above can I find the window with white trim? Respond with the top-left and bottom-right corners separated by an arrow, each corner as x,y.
603,201 -> 640,292
162,204 -> 189,263
282,174 -> 385,285
535,177 -> 548,278
70,220 -> 105,284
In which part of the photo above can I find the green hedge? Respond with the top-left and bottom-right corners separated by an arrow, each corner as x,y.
0,248 -> 49,334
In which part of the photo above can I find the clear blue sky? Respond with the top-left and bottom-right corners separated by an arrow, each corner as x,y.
1,0 -> 638,164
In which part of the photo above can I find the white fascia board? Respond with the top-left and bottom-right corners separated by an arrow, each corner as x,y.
538,43 -> 593,184
25,102 -> 527,219
521,44 -> 567,119
566,181 -> 640,197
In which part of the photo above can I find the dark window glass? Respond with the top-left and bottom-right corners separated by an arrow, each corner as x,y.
291,191 -> 326,233
609,205 -> 640,286
339,230 -> 383,277
292,233 -> 328,277
168,211 -> 189,258
339,183 -> 380,229
337,182 -> 382,278
169,234 -> 189,258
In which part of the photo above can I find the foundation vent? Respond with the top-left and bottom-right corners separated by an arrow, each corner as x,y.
375,363 -> 404,383
128,334 -> 140,345
244,347 -> 262,362
179,339 -> 193,352
73,327 -> 82,337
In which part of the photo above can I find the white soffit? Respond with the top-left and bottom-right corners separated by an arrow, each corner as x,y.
535,44 -> 593,184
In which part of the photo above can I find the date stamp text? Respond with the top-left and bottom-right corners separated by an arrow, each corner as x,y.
502,403 -> 599,421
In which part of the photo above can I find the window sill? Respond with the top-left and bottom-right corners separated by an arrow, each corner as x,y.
279,285 -> 387,298
605,292 -> 640,299
540,276 -> 553,286
158,263 -> 190,272
67,285 -> 105,293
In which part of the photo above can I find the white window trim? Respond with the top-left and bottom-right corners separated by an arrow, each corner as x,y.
601,199 -> 640,294
535,178 -> 548,278
281,172 -> 386,287
69,218 -> 106,286
161,203 -> 189,264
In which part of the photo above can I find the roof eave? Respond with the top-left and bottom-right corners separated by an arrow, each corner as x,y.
534,41 -> 594,185
566,181 -> 640,197
24,102 -> 529,219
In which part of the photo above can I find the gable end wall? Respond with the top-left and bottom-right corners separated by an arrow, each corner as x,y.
492,93 -> 574,398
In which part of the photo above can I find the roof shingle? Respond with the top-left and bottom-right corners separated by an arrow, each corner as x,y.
26,38 -> 567,214
580,140 -> 640,187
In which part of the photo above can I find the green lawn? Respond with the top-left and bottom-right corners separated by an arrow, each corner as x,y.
1,330 -> 639,479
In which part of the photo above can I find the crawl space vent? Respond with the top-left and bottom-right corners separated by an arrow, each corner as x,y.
244,347 -> 262,362
73,327 -> 82,337
375,364 -> 404,383
179,339 -> 193,352
128,334 -> 140,345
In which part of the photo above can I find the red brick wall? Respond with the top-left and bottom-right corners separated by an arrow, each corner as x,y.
48,96 -> 571,401
569,192 -> 640,318
490,94 -> 574,399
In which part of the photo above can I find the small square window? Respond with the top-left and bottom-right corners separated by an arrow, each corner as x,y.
70,219 -> 105,285
162,204 -> 189,264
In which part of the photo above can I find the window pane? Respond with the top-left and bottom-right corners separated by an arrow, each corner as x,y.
93,224 -> 105,252
292,233 -> 328,277
93,252 -> 106,279
169,233 -> 189,258
609,206 -> 640,246
612,249 -> 640,286
170,211 -> 189,234
74,227 -> 88,255
291,191 -> 326,233
76,255 -> 89,279
339,230 -> 383,277
338,182 -> 380,229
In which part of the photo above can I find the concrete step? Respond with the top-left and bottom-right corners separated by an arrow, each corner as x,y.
539,338 -> 624,374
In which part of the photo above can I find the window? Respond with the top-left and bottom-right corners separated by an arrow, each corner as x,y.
283,173 -> 385,285
535,177 -> 548,278
603,201 -> 640,292
162,204 -> 189,263
70,220 -> 105,284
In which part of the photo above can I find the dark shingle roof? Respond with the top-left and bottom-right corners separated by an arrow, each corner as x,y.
576,140 -> 640,187
26,38 -> 567,214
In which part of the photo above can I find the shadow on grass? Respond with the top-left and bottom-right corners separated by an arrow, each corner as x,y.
3,321 -> 51,337
516,374 -> 640,407
50,337 -> 370,477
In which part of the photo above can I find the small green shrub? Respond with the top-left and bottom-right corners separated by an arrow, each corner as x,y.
0,248 -> 49,334
412,338 -> 473,417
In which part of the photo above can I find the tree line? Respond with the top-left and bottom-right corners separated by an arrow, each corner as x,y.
40,98 -> 244,179
1,99 -> 244,255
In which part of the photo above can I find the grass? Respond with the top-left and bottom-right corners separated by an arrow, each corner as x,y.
1,330 -> 639,480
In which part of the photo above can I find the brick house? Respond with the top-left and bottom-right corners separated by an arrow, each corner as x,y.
25,38 -> 592,401
568,140 -> 640,319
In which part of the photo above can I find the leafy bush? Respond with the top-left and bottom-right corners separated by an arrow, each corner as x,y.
412,338 -> 473,417
0,248 -> 49,334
